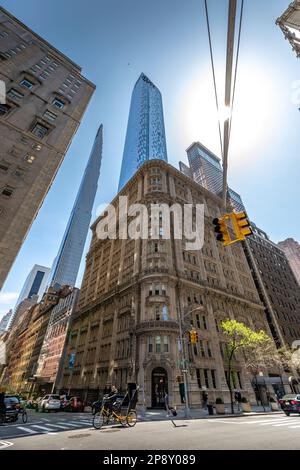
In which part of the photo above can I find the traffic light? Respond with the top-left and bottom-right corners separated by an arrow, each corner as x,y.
230,212 -> 253,240
188,330 -> 199,344
212,216 -> 231,246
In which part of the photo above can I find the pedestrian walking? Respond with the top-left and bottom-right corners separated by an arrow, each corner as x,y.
234,390 -> 242,411
202,391 -> 208,410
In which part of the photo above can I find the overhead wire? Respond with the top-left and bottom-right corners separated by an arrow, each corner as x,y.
204,0 -> 223,157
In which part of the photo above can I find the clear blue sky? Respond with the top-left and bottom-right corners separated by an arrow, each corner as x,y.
1,0 -> 299,318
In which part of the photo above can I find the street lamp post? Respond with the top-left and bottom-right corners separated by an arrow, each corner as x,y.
177,303 -> 204,419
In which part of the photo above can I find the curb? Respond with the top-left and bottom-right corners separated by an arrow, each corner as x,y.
137,411 -> 283,422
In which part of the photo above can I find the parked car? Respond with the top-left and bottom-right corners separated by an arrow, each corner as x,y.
63,396 -> 84,412
38,394 -> 61,412
279,394 -> 300,416
60,394 -> 72,410
4,395 -> 20,421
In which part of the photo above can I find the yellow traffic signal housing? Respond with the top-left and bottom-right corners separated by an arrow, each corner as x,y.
230,212 -> 253,240
212,216 -> 231,246
188,329 -> 198,344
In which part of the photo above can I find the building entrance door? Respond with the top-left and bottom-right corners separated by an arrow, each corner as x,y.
152,367 -> 168,408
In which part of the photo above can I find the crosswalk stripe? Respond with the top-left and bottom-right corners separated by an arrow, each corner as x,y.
259,419 -> 293,426
289,425 -> 300,429
69,421 -> 90,426
56,422 -> 81,427
272,422 -> 299,427
31,425 -> 56,432
41,423 -> 68,430
16,426 -> 38,434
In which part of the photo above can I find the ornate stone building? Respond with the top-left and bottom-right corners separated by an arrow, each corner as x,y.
0,6 -> 95,288
0,285 -> 71,393
60,160 -> 277,407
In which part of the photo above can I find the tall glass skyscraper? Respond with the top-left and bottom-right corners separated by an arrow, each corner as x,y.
118,73 -> 168,191
48,125 -> 103,287
180,142 -> 246,213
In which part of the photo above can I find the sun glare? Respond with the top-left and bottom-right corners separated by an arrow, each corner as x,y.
181,62 -> 280,164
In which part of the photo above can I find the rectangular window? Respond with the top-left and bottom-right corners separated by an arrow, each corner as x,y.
7,88 -> 24,100
43,110 -> 57,122
237,371 -> 242,389
14,166 -> 26,178
207,342 -> 212,357
199,340 -> 205,357
2,185 -> 14,197
155,336 -> 161,353
211,370 -> 217,389
31,123 -> 49,139
0,162 -> 9,172
163,336 -> 169,353
155,305 -> 160,321
204,369 -> 209,388
0,104 -> 12,116
202,316 -> 207,330
52,98 -> 65,109
196,314 -> 201,329
20,78 -> 34,89
196,369 -> 202,388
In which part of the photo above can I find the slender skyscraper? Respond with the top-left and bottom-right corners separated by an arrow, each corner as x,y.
180,142 -> 246,213
48,125 -> 103,287
118,73 -> 168,190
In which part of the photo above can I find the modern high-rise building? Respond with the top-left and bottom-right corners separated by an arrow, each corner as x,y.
278,238 -> 300,286
47,125 -> 103,288
8,264 -> 50,328
0,7 -> 95,289
276,0 -> 300,58
118,73 -> 168,191
179,142 -> 245,213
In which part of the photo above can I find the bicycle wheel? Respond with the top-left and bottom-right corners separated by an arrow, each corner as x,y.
22,410 -> 28,424
126,410 -> 137,427
92,411 -> 107,429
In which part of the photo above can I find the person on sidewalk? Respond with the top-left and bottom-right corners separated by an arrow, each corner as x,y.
234,390 -> 242,411
202,391 -> 208,410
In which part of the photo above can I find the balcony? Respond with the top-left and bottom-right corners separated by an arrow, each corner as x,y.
135,320 -> 179,335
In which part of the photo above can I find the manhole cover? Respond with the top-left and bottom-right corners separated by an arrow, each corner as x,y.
68,434 -> 91,439
100,429 -> 121,433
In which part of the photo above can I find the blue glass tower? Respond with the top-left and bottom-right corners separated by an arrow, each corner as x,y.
118,73 -> 168,191
48,125 -> 103,287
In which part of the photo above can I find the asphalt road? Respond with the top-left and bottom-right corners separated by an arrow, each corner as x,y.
1,411 -> 300,450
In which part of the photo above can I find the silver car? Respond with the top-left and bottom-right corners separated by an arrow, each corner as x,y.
39,394 -> 61,412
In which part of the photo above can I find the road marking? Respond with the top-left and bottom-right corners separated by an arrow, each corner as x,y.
16,426 -> 38,434
40,423 -> 69,430
0,441 -> 14,450
56,422 -> 82,427
69,420 -> 91,426
31,425 -> 57,432
258,418 -> 292,425
272,422 -> 300,427
289,425 -> 300,429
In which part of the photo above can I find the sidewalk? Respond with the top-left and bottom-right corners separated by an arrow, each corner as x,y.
137,405 -> 282,422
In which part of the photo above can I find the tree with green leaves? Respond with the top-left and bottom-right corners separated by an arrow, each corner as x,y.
220,319 -> 272,414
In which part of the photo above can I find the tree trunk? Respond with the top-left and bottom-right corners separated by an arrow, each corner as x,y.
228,353 -> 234,414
